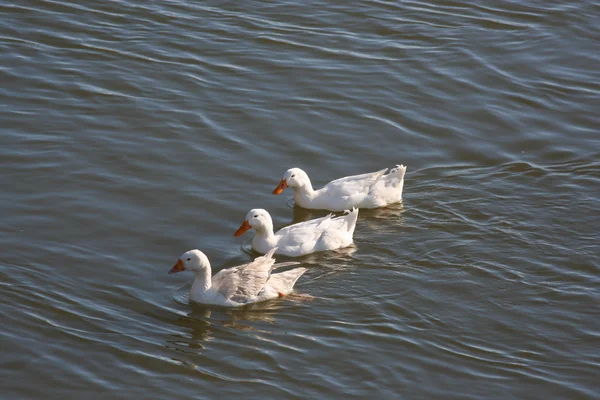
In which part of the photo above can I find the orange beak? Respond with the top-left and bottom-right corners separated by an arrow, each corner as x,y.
272,179 -> 288,195
168,259 -> 185,274
234,220 -> 252,237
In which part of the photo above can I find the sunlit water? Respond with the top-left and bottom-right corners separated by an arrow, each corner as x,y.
1,0 -> 599,398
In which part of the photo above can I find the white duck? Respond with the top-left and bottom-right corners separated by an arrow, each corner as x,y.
168,248 -> 306,307
234,208 -> 358,257
272,165 -> 407,212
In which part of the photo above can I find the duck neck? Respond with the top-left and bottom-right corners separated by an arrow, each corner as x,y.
255,221 -> 278,246
294,180 -> 317,206
191,266 -> 212,296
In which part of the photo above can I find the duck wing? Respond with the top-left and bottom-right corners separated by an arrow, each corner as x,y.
323,168 -> 387,197
276,213 -> 335,237
212,248 -> 280,303
273,210 -> 358,256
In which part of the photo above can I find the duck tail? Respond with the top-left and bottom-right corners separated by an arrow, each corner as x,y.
367,168 -> 388,195
343,207 -> 359,236
268,267 -> 308,295
383,165 -> 407,199
388,164 -> 407,180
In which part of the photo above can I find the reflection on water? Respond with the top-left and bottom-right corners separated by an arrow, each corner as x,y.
289,205 -> 322,224
166,312 -> 213,353
166,297 -> 309,354
358,202 -> 406,220
289,200 -> 407,224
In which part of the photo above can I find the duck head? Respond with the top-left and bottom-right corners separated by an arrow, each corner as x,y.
234,208 -> 272,236
169,249 -> 210,274
273,168 -> 309,194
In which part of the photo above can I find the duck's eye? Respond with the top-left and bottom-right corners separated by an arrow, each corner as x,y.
254,215 -> 258,218
291,174 -> 295,178
186,258 -> 191,261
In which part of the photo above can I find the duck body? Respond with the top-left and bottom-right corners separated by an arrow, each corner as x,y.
273,165 -> 407,212
169,248 -> 306,307
235,208 -> 358,257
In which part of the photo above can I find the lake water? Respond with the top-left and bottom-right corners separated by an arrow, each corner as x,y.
1,0 -> 599,398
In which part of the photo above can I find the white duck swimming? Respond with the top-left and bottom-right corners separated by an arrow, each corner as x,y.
168,248 -> 306,307
234,208 -> 358,257
272,165 -> 407,211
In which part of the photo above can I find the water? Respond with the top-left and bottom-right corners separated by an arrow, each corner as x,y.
1,0 -> 599,398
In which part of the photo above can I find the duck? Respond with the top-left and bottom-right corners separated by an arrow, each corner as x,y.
272,165 -> 407,211
168,247 -> 307,307
234,208 -> 358,257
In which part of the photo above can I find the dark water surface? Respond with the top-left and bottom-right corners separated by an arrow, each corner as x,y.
1,0 -> 599,398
